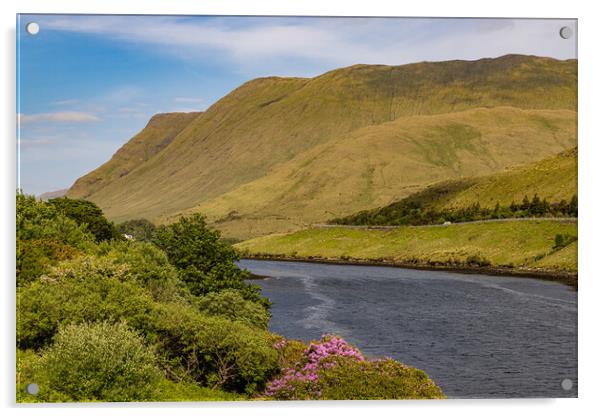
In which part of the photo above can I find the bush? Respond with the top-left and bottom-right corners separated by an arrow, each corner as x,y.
196,289 -> 270,329
16,193 -> 94,286
264,335 -> 444,400
318,357 -> 445,400
554,233 -> 577,249
148,303 -> 278,394
95,240 -> 187,302
17,256 -> 156,349
33,322 -> 162,402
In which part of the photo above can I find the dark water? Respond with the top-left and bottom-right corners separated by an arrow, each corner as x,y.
239,259 -> 577,399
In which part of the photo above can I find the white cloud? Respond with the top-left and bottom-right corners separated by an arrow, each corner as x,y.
36,15 -> 577,73
18,111 -> 100,124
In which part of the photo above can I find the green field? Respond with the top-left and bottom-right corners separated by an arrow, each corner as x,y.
235,220 -> 578,275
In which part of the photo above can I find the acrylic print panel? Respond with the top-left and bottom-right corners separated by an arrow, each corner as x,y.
16,14 -> 577,402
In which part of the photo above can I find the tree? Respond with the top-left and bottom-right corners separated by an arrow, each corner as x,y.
117,218 -> 157,242
48,197 -> 121,242
521,195 -> 530,211
568,194 -> 578,216
153,214 -> 268,307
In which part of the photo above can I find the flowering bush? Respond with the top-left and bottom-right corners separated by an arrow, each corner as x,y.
264,335 -> 445,400
264,335 -> 364,399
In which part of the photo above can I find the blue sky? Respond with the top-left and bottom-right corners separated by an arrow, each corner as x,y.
16,15 -> 577,195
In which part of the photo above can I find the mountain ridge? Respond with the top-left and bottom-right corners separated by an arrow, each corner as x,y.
66,54 -> 577,238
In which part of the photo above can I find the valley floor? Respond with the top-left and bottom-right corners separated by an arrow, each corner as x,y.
235,219 -> 578,287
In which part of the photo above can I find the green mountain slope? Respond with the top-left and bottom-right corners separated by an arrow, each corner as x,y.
185,107 -> 575,240
68,112 -> 202,198
332,147 -> 577,226
67,55 -> 577,236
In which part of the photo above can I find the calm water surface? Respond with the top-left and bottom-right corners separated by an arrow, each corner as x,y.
239,259 -> 577,398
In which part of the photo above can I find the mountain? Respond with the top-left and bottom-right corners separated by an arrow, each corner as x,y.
67,55 -> 577,239
39,188 -> 68,200
330,147 -> 577,225
68,112 -> 202,198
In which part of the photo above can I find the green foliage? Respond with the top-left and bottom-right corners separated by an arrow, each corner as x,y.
153,214 -> 269,308
32,322 -> 162,402
16,192 -> 94,286
154,378 -> 244,402
196,289 -> 271,329
317,357 -> 445,400
17,255 -> 156,349
554,233 -> 577,250
148,302 -> 279,394
48,197 -> 121,242
117,218 -> 157,242
331,193 -> 578,227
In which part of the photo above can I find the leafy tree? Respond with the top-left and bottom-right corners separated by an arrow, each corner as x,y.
153,214 -> 268,308
48,197 -> 121,242
117,218 -> 157,242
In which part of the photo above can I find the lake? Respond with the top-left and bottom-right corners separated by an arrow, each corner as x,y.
239,259 -> 577,399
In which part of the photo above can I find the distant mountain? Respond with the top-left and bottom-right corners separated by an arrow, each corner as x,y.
39,188 -> 68,200
67,55 -> 577,239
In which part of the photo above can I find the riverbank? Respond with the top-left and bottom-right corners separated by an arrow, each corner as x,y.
241,255 -> 577,287
235,220 -> 578,288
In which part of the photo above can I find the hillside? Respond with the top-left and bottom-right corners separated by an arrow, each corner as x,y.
67,55 -> 577,238
184,107 -> 575,239
331,147 -> 577,226
235,220 -> 578,277
68,112 -> 202,198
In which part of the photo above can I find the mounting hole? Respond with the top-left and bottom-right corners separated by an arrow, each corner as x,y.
26,383 -> 39,395
26,22 -> 40,35
561,378 -> 573,391
559,26 -> 572,40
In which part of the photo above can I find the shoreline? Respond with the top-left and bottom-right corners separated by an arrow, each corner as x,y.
240,255 -> 577,289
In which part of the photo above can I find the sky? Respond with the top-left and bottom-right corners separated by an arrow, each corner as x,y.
16,15 -> 577,195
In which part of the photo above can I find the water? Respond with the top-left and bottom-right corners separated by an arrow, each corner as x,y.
239,259 -> 577,399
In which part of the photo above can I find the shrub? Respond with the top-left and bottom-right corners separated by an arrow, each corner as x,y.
16,193 -> 94,286
318,357 -> 445,400
196,289 -> 271,329
554,233 -> 577,250
148,303 -> 278,394
264,335 -> 444,400
466,254 -> 492,267
33,322 -> 162,402
17,256 -> 156,349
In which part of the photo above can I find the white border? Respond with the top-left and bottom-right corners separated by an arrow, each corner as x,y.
2,1 -> 601,415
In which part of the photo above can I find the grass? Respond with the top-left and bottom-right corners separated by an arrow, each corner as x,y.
66,55 -> 577,239
235,220 -> 577,274
331,147 -> 577,226
189,107 -> 576,240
